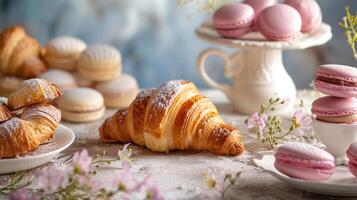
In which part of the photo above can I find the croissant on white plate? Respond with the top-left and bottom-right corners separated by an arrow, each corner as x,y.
100,80 -> 244,156
0,78 -> 62,158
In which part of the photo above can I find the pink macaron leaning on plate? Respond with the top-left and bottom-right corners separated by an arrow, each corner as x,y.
213,3 -> 255,39
314,64 -> 357,97
284,0 -> 322,33
258,4 -> 302,41
311,96 -> 357,124
243,0 -> 277,31
347,141 -> 357,177
274,142 -> 335,181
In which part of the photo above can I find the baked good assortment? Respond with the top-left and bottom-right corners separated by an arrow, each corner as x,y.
274,142 -> 335,180
94,73 -> 139,108
57,87 -> 105,122
212,0 -> 322,41
99,80 -> 244,156
0,78 -> 62,158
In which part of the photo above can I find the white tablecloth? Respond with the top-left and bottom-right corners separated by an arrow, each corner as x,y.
1,89 -> 341,200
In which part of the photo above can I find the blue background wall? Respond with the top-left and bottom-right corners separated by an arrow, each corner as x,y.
0,0 -> 355,88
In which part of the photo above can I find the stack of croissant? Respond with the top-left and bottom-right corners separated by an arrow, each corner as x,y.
0,26 -> 47,96
0,78 -> 63,158
100,80 -> 244,156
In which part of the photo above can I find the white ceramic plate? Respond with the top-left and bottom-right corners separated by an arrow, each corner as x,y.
253,155 -> 357,196
0,124 -> 75,174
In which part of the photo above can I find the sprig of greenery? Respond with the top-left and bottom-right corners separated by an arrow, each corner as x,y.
339,6 -> 357,61
220,172 -> 241,200
0,172 -> 32,195
246,97 -> 310,149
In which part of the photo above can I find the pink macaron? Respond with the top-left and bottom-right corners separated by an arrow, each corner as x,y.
347,141 -> 357,177
243,0 -> 277,31
284,0 -> 322,33
314,64 -> 357,97
311,96 -> 357,123
258,4 -> 302,41
275,142 -> 335,180
213,3 -> 255,39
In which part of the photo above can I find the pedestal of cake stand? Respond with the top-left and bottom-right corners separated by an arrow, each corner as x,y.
196,22 -> 332,115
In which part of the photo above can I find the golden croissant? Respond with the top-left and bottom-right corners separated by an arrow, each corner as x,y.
0,26 -> 47,78
0,103 -> 61,158
100,80 -> 244,156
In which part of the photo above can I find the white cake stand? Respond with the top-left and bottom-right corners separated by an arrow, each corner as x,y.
196,21 -> 332,115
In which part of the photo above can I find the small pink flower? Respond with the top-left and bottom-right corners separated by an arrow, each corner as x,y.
292,109 -> 311,136
36,167 -> 65,192
246,112 -> 267,132
118,143 -> 133,168
112,166 -> 137,192
8,188 -> 38,200
141,176 -> 165,200
88,178 -> 102,193
72,149 -> 92,174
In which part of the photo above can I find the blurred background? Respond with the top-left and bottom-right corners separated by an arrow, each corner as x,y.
0,0 -> 355,89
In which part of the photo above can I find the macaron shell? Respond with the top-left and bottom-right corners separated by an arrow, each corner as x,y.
314,80 -> 357,97
276,142 -> 334,162
78,44 -> 121,70
284,0 -> 322,33
258,4 -> 302,41
216,27 -> 251,39
348,162 -> 357,177
103,87 -> 139,108
243,0 -> 276,30
44,55 -> 78,71
73,71 -> 94,87
274,160 -> 334,180
39,69 -> 77,90
57,87 -> 104,112
95,74 -> 139,108
78,64 -> 120,81
316,64 -> 357,82
45,36 -> 86,57
213,3 -> 255,29
311,96 -> 357,116
61,106 -> 105,123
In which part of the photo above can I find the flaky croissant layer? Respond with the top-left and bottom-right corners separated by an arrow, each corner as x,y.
100,80 -> 244,156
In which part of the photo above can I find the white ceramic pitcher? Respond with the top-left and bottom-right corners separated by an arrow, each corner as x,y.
197,47 -> 296,115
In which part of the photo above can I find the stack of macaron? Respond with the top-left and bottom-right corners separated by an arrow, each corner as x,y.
312,64 -> 357,124
212,0 -> 322,41
39,36 -> 140,122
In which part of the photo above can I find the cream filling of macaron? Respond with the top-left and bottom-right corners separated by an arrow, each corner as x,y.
317,76 -> 357,87
61,105 -> 105,114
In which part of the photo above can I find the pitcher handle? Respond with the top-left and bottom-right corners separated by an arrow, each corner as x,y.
197,48 -> 233,93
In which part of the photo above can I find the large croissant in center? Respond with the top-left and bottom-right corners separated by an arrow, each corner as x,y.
99,80 -> 244,156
